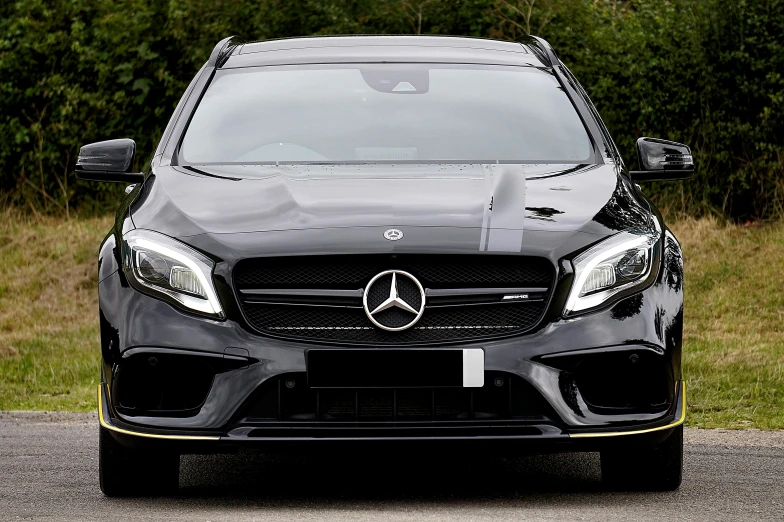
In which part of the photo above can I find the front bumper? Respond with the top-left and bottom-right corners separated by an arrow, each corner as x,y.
98,380 -> 686,449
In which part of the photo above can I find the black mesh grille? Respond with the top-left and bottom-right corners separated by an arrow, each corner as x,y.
234,254 -> 554,345
235,258 -> 377,288
235,255 -> 553,289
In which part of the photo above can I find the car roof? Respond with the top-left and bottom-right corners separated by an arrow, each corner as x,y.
221,35 -> 547,69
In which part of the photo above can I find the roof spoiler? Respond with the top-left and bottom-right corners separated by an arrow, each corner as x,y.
519,36 -> 559,67
207,36 -> 244,68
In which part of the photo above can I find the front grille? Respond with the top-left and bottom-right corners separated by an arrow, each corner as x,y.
240,372 -> 556,423
234,254 -> 554,345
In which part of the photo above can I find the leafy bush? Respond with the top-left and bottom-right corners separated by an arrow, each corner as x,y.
0,0 -> 781,219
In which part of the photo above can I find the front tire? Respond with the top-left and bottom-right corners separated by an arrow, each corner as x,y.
600,425 -> 683,491
99,427 -> 180,497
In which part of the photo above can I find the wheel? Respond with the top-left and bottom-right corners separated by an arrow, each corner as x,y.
600,424 -> 683,491
99,426 -> 180,496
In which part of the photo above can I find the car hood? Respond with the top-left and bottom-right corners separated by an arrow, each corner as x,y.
131,163 -> 652,260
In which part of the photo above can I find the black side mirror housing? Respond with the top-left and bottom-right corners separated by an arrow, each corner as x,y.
630,137 -> 693,182
75,139 -> 144,183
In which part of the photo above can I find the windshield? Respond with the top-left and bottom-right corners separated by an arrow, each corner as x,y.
180,64 -> 594,164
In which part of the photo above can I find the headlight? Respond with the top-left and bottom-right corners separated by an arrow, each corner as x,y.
564,227 -> 661,315
121,230 -> 224,319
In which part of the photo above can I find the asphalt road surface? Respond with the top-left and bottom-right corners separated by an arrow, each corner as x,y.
1,412 -> 782,521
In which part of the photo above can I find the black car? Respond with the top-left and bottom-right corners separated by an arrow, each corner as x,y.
77,35 -> 692,496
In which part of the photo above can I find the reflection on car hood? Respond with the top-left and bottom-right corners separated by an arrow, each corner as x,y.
131,163 -> 651,257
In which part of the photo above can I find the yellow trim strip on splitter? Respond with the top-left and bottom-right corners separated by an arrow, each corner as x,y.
97,385 -> 220,441
98,381 -> 686,441
569,381 -> 686,438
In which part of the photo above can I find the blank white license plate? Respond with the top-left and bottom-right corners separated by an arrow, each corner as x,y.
462,349 -> 485,387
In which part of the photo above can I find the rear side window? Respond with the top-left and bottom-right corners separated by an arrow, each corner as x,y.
181,64 -> 594,164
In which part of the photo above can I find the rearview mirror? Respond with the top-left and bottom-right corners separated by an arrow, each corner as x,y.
75,139 -> 144,183
630,137 -> 693,182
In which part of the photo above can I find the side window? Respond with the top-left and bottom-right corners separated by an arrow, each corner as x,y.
560,65 -> 625,169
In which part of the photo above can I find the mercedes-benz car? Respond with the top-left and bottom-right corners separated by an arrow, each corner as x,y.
77,35 -> 692,496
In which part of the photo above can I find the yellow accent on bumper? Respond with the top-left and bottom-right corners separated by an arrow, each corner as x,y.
97,385 -> 220,441
97,381 -> 686,442
569,381 -> 686,439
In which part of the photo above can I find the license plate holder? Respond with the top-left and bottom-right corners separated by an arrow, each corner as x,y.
306,349 -> 484,388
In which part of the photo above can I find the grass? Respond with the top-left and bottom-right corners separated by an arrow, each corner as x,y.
672,218 -> 784,429
0,211 -> 781,428
0,210 -> 111,410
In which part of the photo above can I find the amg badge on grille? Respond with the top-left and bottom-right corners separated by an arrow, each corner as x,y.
363,270 -> 426,331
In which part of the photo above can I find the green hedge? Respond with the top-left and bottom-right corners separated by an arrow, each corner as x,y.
1,0 -> 782,219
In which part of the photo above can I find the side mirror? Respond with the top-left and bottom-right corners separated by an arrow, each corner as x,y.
75,139 -> 144,183
630,137 -> 693,182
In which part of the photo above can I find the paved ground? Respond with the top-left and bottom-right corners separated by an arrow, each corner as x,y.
1,412 -> 782,521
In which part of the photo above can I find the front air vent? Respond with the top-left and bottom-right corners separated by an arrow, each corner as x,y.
113,354 -> 216,417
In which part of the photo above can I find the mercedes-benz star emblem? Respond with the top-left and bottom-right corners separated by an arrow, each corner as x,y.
383,229 -> 403,241
363,270 -> 426,331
